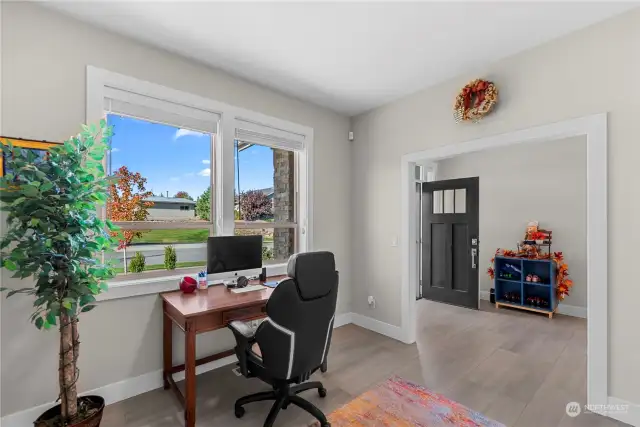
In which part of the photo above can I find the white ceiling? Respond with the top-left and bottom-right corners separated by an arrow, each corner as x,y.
43,1 -> 636,116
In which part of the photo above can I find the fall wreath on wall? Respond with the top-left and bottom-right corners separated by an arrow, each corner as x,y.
454,79 -> 498,122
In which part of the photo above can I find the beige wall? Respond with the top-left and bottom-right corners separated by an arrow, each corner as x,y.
436,136 -> 587,308
0,3 -> 351,416
351,8 -> 640,404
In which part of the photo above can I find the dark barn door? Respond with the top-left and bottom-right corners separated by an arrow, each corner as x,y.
421,177 -> 479,309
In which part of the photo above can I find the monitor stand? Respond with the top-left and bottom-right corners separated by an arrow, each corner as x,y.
207,267 -> 262,284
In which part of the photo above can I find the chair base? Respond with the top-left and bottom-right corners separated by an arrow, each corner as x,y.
235,381 -> 330,427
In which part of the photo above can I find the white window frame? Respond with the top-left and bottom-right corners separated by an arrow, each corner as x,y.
86,66 -> 313,297
233,121 -> 306,263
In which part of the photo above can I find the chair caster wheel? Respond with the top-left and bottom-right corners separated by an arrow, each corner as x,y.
234,406 -> 245,418
318,387 -> 327,398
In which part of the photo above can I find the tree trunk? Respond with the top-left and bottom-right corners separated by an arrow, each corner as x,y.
60,313 -> 78,421
72,317 -> 79,372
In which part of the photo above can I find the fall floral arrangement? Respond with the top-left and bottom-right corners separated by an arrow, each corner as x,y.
454,78 -> 498,122
487,249 -> 574,300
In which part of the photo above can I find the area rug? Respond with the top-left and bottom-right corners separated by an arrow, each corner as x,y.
310,376 -> 504,427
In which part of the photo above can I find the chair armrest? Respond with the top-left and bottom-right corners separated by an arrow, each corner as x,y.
228,320 -> 258,377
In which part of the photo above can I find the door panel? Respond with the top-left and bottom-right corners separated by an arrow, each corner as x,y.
430,223 -> 447,288
421,177 -> 479,309
452,223 -> 469,291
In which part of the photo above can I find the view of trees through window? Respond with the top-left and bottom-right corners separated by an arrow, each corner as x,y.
106,114 -> 213,274
234,141 -> 296,264
106,115 -> 296,275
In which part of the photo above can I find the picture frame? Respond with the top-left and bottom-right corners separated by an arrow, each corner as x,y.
0,137 -> 60,177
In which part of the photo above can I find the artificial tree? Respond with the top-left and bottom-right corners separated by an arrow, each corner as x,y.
0,120 -> 117,425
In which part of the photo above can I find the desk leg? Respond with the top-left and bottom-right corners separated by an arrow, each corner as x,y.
162,304 -> 172,390
184,320 -> 197,427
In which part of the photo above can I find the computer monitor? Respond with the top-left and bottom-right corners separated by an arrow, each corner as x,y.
207,235 -> 263,275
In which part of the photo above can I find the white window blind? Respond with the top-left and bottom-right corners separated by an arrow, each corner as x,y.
235,118 -> 305,151
104,87 -> 219,134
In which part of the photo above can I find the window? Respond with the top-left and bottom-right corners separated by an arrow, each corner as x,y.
89,67 -> 312,280
234,141 -> 297,264
105,112 -> 216,275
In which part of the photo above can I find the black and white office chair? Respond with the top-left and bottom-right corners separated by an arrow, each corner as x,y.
228,251 -> 338,427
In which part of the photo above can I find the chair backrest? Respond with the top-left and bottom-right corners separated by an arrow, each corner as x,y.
255,251 -> 338,381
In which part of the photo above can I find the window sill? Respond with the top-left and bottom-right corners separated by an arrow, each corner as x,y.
97,263 -> 288,301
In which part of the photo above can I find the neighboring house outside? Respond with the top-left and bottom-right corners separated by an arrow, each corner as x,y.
145,196 -> 196,220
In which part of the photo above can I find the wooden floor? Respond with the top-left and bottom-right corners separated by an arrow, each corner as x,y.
101,300 -> 629,427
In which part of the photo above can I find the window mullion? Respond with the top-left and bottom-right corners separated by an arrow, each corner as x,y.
210,133 -> 216,237
219,114 -> 236,236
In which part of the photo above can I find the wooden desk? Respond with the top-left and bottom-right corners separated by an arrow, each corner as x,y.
161,278 -> 282,427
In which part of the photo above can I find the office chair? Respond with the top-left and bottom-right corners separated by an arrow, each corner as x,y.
228,251 -> 338,427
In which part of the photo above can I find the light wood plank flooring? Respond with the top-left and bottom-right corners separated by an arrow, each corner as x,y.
101,300 -> 629,427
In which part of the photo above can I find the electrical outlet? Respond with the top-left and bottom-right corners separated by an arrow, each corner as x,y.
367,295 -> 376,309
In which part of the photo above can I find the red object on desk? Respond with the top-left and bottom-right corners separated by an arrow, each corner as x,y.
179,276 -> 197,294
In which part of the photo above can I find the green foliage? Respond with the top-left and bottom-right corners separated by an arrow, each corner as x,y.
129,252 -> 146,273
195,186 -> 211,221
164,245 -> 177,270
0,120 -> 117,329
262,246 -> 273,261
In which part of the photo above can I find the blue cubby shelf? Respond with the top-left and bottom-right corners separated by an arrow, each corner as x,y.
494,256 -> 558,318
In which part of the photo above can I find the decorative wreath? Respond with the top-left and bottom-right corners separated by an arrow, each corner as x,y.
454,79 -> 498,122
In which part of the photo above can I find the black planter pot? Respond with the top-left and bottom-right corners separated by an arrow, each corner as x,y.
34,396 -> 105,427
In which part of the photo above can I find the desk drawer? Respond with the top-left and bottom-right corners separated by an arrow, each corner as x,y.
222,305 -> 266,324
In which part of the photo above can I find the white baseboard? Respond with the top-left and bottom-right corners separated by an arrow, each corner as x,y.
350,313 -> 404,342
0,316 -> 352,427
479,290 -> 587,318
606,396 -> 640,426
0,354 -> 238,427
556,303 -> 587,318
334,312 -> 353,328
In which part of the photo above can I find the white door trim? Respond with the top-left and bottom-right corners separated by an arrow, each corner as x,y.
401,114 -> 608,411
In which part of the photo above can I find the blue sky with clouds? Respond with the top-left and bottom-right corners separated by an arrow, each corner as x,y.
108,114 -> 273,199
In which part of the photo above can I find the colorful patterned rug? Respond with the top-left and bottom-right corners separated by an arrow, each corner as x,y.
310,376 -> 504,427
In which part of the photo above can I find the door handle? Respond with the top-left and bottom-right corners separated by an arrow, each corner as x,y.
471,248 -> 477,269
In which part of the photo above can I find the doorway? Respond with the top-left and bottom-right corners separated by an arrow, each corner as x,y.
421,177 -> 479,309
400,114 -> 608,418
